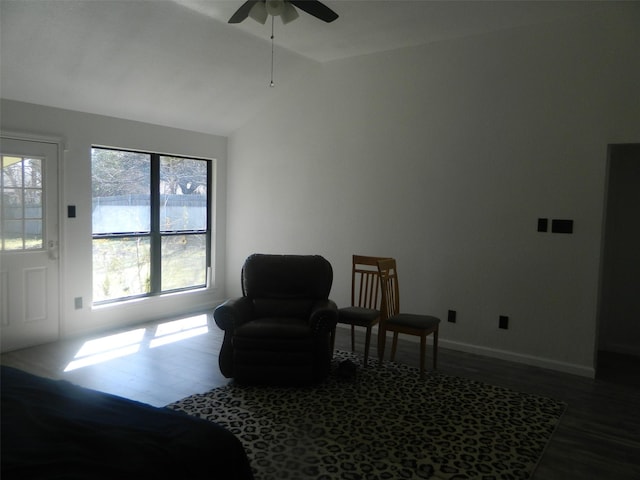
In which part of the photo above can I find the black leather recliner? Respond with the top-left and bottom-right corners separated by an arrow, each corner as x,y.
214,254 -> 338,385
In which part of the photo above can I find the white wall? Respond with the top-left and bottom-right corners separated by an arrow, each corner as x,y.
227,5 -> 640,376
1,100 -> 228,338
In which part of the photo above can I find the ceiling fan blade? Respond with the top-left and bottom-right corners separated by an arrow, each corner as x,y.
228,1 -> 261,24
289,0 -> 338,23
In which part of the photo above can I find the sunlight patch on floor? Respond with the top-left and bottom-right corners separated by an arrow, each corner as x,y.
64,329 -> 145,372
150,314 -> 209,348
63,314 -> 209,371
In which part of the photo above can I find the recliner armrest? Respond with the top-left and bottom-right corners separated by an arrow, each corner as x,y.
214,297 -> 254,331
308,299 -> 338,334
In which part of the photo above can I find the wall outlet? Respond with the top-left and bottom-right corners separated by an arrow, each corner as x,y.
74,297 -> 83,309
552,219 -> 574,234
447,310 -> 457,323
537,218 -> 548,232
499,315 -> 509,329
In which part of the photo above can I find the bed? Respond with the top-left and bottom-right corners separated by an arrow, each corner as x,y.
1,365 -> 254,479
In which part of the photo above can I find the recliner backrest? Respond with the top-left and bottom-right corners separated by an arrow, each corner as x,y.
242,254 -> 333,317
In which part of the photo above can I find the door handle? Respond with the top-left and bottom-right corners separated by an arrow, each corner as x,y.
47,240 -> 59,260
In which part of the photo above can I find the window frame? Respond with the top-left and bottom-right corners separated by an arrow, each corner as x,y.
91,146 -> 213,305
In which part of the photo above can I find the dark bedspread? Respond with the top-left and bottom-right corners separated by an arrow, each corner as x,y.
1,365 -> 253,479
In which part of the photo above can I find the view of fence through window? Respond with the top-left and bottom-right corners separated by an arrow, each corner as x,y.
1,154 -> 44,251
91,147 -> 210,303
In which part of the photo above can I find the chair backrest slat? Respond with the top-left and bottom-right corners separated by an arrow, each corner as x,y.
377,258 -> 400,321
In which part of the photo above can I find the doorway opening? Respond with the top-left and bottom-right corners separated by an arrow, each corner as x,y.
596,143 -> 640,386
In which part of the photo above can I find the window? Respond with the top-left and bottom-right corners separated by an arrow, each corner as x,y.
91,147 -> 212,304
1,154 -> 44,251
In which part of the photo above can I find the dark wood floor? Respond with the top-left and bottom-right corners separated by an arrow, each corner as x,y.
2,312 -> 639,479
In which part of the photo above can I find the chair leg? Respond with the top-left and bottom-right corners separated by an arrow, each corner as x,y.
390,332 -> 399,361
350,325 -> 356,352
363,326 -> 371,367
377,327 -> 386,363
433,328 -> 439,370
420,333 -> 426,379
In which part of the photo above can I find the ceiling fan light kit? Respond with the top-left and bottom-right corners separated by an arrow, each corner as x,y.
250,1 -> 299,25
229,0 -> 338,86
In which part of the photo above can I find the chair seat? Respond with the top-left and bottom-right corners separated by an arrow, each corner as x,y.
338,306 -> 379,327
376,258 -> 440,377
387,313 -> 440,330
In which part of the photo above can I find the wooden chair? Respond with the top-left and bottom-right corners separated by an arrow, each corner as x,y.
335,255 -> 390,366
377,258 -> 440,378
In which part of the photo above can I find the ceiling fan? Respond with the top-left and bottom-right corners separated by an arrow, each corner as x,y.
228,0 -> 339,25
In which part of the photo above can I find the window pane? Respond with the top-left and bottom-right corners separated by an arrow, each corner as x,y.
93,237 -> 151,302
161,234 -> 207,291
160,157 -> 207,232
92,148 -> 151,234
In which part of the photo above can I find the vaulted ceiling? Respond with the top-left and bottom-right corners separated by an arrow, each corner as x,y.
0,1 -> 611,136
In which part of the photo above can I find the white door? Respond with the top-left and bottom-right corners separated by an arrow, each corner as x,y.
1,136 -> 60,352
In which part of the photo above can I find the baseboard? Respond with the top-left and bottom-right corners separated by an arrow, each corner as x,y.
335,325 -> 596,378
438,339 -> 595,378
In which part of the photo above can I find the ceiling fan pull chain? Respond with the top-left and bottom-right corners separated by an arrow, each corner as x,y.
270,16 -> 275,87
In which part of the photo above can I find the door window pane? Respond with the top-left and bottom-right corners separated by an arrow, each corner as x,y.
24,189 -> 42,218
1,155 -> 43,250
24,220 -> 43,249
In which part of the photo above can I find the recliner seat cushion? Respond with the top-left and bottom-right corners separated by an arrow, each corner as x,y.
252,299 -> 314,318
234,318 -> 314,353
235,317 -> 312,339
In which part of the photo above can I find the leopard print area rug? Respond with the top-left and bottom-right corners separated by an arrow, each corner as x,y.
167,351 -> 566,480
